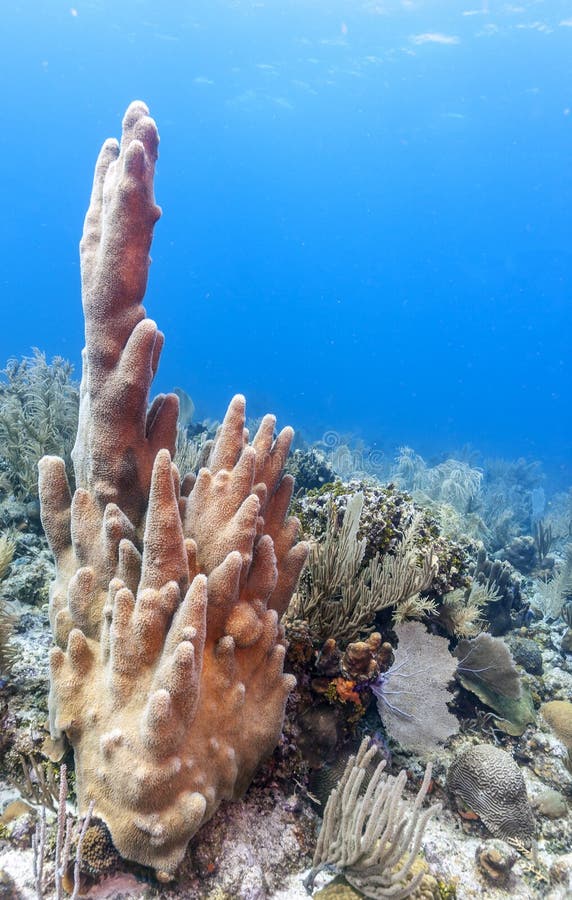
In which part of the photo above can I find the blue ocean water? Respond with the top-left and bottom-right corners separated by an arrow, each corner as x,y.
1,0 -> 570,486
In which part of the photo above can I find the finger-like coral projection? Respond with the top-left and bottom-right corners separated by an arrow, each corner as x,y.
38,102 -> 308,880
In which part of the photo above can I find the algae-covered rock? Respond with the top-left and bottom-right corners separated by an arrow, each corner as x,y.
285,448 -> 336,493
508,636 -> 543,675
532,788 -> 568,820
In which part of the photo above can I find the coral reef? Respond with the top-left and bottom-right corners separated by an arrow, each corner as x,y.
501,535 -> 538,574
437,581 -> 490,638
294,481 -> 470,592
38,102 -> 307,879
393,448 -> 483,515
0,91 -> 571,900
290,491 -> 443,645
471,548 -> 527,635
285,447 -> 336,493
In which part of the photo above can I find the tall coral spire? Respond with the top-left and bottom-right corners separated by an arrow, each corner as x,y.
74,100 -> 178,525
39,102 -> 308,880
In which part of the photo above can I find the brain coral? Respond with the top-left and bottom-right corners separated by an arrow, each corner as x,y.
446,744 -> 535,846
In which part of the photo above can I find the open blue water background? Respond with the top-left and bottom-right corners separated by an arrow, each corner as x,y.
1,1 -> 571,486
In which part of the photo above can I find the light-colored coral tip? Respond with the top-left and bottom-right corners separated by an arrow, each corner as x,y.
123,100 -> 150,125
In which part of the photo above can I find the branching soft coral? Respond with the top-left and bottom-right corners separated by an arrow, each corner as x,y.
0,350 -> 78,498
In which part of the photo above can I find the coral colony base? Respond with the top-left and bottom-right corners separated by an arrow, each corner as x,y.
0,103 -> 571,900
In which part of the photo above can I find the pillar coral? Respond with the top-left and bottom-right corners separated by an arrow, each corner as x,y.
38,102 -> 308,880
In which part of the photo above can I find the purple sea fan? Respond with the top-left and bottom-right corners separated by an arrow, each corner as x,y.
370,621 -> 459,755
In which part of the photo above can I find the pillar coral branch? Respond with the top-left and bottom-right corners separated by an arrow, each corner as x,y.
38,101 -> 309,880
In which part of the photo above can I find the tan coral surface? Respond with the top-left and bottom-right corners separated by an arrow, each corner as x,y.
38,102 -> 308,879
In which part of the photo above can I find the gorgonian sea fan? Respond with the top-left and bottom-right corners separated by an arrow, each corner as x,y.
370,621 -> 459,755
